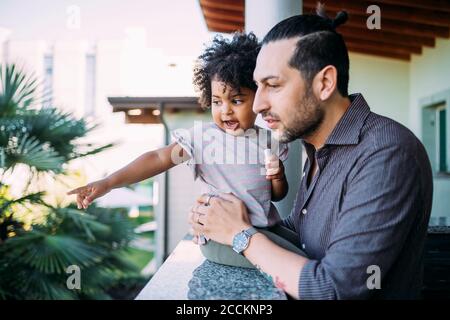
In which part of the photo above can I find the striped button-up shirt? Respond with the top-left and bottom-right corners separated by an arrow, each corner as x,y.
281,93 -> 433,299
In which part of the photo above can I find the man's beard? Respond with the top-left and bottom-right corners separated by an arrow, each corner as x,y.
277,88 -> 324,143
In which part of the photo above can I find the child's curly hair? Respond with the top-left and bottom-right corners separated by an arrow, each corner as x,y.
193,32 -> 261,108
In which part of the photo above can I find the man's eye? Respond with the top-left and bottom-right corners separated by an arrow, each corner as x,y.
267,83 -> 279,88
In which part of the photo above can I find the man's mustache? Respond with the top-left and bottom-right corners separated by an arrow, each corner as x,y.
261,111 -> 281,121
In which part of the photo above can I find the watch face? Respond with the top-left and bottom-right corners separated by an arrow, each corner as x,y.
232,232 -> 248,253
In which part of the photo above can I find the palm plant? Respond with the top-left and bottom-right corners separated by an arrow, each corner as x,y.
0,63 -> 142,299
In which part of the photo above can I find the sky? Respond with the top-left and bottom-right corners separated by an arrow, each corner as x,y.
0,0 -> 214,56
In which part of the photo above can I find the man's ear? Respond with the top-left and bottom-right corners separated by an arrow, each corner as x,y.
313,65 -> 338,101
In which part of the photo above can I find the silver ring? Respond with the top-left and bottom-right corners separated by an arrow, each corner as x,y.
197,212 -> 204,225
205,194 -> 213,206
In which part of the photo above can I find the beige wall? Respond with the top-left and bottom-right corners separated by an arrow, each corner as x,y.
348,38 -> 450,220
410,38 -> 450,135
410,38 -> 450,220
348,52 -> 410,127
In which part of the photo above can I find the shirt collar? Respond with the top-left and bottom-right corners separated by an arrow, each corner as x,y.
323,93 -> 371,146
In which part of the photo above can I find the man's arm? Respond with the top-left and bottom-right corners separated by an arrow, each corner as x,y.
242,232 -> 308,298
298,144 -> 422,299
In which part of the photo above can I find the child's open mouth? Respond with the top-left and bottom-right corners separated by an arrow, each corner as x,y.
223,120 -> 240,131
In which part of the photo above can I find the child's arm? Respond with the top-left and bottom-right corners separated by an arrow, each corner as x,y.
67,142 -> 190,209
265,154 -> 289,202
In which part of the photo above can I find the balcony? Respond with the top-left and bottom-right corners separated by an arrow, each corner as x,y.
136,235 -> 287,300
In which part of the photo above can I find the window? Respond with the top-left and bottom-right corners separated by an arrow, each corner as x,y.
43,54 -> 53,108
422,102 -> 448,173
85,54 -> 96,116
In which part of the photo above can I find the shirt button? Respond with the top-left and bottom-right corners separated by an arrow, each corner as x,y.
302,243 -> 306,249
301,208 -> 307,215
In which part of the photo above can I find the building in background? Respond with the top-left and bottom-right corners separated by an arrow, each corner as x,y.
0,0 -> 213,269
2,1 -> 450,276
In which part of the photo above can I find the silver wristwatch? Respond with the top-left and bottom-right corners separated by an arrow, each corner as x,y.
232,227 -> 258,254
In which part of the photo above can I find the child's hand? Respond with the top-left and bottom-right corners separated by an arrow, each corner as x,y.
265,152 -> 285,181
67,179 -> 112,209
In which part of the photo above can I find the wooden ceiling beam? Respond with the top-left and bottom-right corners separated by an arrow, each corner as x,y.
370,0 -> 450,13
199,0 -> 244,13
346,44 -> 410,60
201,7 -> 244,24
345,37 -> 420,55
206,19 -> 244,33
338,25 -> 435,48
303,4 -> 450,38
304,0 -> 450,27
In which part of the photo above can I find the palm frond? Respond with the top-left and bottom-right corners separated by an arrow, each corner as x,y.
55,207 -> 111,241
0,64 -> 39,116
0,63 -> 135,300
84,205 -> 136,246
68,142 -> 115,160
0,191 -> 45,213
0,131 -> 65,172
3,230 -> 107,274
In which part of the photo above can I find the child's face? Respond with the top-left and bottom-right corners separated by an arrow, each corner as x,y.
211,80 -> 257,136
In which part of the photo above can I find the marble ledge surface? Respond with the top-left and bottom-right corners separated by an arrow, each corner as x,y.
135,238 -> 286,300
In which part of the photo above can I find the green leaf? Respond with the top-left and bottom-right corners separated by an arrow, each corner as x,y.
0,64 -> 39,116
1,132 -> 65,172
3,231 -> 107,274
57,207 -> 111,241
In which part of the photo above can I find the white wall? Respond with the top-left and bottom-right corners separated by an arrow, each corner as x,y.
52,41 -> 87,117
349,39 -> 450,220
2,31 -> 199,181
348,52 -> 410,127
6,40 -> 47,100
409,38 -> 450,220
410,38 -> 450,135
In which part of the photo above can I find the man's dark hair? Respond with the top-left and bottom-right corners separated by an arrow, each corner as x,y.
263,5 -> 350,97
193,32 -> 260,108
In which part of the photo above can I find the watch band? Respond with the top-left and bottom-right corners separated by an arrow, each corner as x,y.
243,227 -> 258,237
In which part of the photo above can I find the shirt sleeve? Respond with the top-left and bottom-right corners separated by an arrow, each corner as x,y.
299,144 -> 422,299
171,127 -> 198,178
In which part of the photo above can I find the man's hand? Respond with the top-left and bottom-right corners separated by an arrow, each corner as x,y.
188,193 -> 252,246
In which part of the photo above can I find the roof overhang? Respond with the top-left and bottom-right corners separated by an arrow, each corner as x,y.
199,0 -> 450,61
108,96 -> 204,124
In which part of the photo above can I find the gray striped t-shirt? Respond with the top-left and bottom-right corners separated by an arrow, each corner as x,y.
172,121 -> 288,227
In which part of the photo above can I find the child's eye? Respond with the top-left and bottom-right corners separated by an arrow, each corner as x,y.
232,99 -> 243,105
212,100 -> 221,106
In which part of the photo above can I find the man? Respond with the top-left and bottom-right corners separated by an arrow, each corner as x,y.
189,10 -> 433,300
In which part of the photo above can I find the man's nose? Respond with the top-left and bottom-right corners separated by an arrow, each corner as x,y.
253,88 -> 269,114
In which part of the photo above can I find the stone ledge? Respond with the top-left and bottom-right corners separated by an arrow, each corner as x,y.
135,237 -> 287,300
